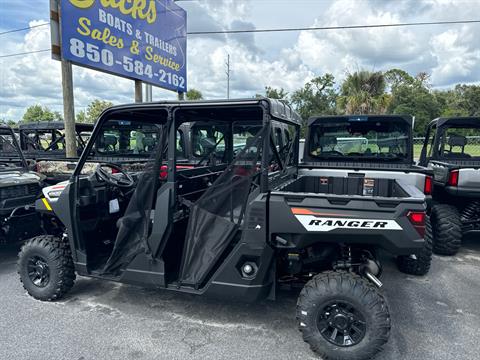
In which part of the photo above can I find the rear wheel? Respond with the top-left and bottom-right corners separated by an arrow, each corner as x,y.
296,271 -> 390,360
18,235 -> 75,301
431,204 -> 462,256
397,216 -> 433,275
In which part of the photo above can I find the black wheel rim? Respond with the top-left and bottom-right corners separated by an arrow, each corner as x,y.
317,300 -> 366,347
27,256 -> 50,288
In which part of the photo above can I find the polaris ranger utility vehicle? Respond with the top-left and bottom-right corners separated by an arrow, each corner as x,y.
419,117 -> 480,255
303,115 -> 433,275
0,125 -> 44,244
19,99 -> 428,360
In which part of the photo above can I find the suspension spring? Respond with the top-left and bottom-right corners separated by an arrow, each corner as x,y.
461,201 -> 480,223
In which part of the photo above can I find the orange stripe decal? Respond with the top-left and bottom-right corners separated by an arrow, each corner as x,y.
291,208 -> 352,217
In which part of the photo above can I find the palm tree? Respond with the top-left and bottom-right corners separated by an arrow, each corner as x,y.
338,71 -> 389,114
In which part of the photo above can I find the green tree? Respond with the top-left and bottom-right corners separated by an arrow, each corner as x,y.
384,68 -> 415,91
22,105 -> 62,123
76,110 -> 88,123
290,74 -> 337,134
186,89 -> 203,100
436,84 -> 480,117
81,99 -> 114,123
387,73 -> 440,135
337,70 -> 389,114
265,86 -> 288,100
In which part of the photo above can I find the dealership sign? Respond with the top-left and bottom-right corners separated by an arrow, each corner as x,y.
60,0 -> 187,92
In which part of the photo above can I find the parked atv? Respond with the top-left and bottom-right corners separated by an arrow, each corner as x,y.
0,125 -> 44,244
419,117 -> 480,255
18,99 -> 429,360
303,115 -> 433,275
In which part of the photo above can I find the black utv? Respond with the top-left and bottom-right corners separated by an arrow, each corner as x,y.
18,99 -> 429,360
0,125 -> 44,244
419,117 -> 480,255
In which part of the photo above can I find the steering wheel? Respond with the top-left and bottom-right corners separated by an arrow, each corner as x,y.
95,163 -> 135,188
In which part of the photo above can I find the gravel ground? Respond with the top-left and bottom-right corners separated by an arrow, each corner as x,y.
1,237 -> 479,360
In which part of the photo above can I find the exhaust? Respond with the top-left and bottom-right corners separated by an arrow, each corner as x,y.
365,272 -> 383,288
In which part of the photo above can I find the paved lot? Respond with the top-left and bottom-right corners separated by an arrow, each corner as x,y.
1,238 -> 479,360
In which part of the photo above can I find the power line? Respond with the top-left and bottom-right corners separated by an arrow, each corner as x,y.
188,19 -> 480,35
0,49 -> 50,59
0,23 -> 49,36
2,18 -> 480,38
1,18 -> 480,58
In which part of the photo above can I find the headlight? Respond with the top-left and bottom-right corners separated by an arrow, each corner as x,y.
47,190 -> 63,198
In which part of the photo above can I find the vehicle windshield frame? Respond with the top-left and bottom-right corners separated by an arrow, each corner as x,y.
72,106 -> 169,177
306,116 -> 412,163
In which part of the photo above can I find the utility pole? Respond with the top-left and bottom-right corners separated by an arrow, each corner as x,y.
225,54 -> 231,99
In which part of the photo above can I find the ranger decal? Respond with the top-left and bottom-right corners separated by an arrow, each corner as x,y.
295,215 -> 403,232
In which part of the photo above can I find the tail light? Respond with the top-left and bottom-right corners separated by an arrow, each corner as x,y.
424,176 -> 432,195
448,170 -> 459,187
407,210 -> 426,237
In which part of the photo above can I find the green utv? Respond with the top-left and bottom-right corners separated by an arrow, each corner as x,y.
19,99 -> 430,360
0,125 -> 44,244
419,117 -> 480,255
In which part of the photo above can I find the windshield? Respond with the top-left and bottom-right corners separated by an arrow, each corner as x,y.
93,120 -> 162,158
309,117 -> 410,161
438,126 -> 480,160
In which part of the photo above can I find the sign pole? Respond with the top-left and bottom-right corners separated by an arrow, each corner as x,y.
61,59 -> 77,158
57,0 -> 77,159
135,80 -> 143,103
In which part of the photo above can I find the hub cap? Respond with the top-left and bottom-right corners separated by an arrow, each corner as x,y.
317,301 -> 366,347
27,256 -> 50,287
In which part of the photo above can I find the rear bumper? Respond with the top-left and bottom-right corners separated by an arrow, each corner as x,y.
269,193 -> 427,255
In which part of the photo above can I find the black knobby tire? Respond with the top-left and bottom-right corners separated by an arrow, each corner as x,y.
18,235 -> 75,301
397,216 -> 433,276
296,271 -> 390,360
430,204 -> 462,256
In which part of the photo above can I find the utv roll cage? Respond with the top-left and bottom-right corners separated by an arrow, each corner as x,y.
19,121 -> 93,158
0,125 -> 29,169
419,117 -> 480,166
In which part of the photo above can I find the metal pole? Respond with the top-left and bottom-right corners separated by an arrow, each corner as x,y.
135,80 -> 143,103
225,54 -> 230,99
178,92 -> 185,101
61,60 -> 76,158
144,83 -> 153,102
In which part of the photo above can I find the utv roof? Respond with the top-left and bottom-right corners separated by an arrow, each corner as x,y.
102,98 -> 302,126
0,124 -> 13,131
308,114 -> 413,126
18,121 -> 94,131
428,117 -> 480,128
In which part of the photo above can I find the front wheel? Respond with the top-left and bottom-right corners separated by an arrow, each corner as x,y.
18,235 -> 75,301
296,271 -> 390,360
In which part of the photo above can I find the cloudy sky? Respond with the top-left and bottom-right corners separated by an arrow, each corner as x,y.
1,0 -> 479,121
